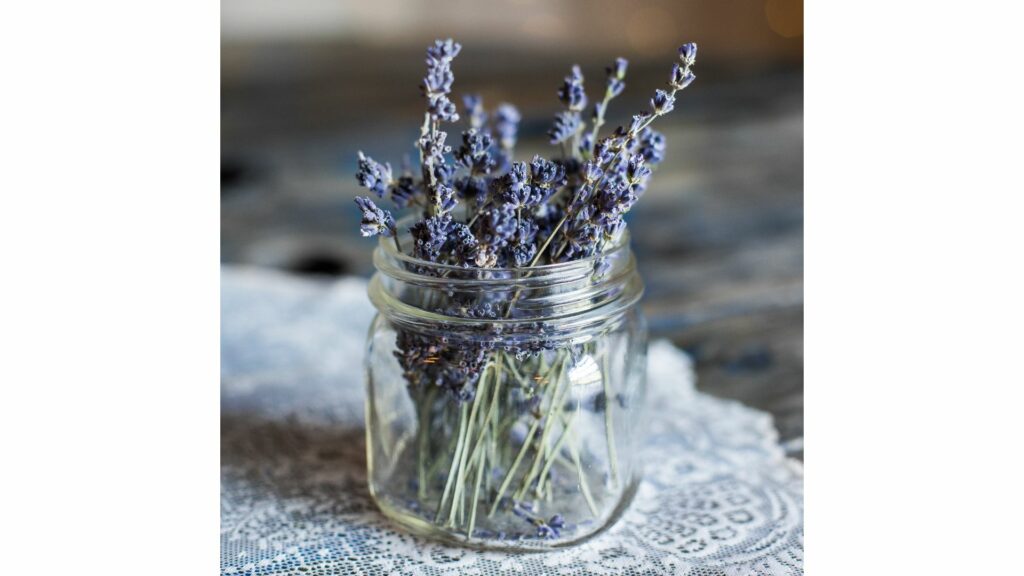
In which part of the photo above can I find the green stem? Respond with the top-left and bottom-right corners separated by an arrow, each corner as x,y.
587,87 -> 615,157
464,360 -> 503,475
435,403 -> 469,523
417,388 -> 437,499
449,365 -> 491,527
467,443 -> 486,538
489,415 -> 542,517
602,350 -> 619,487
569,431 -> 600,518
536,409 -> 578,498
513,356 -> 569,501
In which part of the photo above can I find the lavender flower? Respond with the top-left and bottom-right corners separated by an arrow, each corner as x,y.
474,203 -> 517,266
581,160 -> 603,183
463,94 -> 487,130
432,162 -> 456,187
456,129 -> 495,175
356,151 -> 393,198
512,501 -> 566,539
454,175 -> 488,207
678,42 -> 698,65
429,183 -> 457,215
391,175 -> 421,207
606,57 -> 628,98
651,89 -> 675,115
500,161 -> 532,208
637,128 -> 666,165
549,111 -> 581,145
537,514 -> 565,539
395,329 -> 488,402
509,219 -> 538,267
528,155 -> 565,205
354,196 -> 396,237
449,221 -> 479,266
422,39 -> 462,123
410,214 -> 452,262
530,155 -> 565,190
557,65 -> 587,112
419,130 -> 450,164
494,103 -> 521,152
628,112 -> 651,134
625,154 -> 652,189
670,64 -> 696,91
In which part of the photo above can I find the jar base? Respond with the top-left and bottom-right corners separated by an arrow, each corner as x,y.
369,475 -> 641,552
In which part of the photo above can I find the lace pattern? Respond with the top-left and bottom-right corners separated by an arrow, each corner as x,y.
221,267 -> 803,575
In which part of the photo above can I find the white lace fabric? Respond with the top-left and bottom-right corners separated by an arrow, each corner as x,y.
221,267 -> 804,575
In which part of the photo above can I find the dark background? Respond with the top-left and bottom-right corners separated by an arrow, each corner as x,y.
221,0 -> 803,457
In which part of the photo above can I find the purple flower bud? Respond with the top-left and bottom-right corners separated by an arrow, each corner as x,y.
409,214 -> 452,262
354,196 -> 395,237
529,155 -> 566,192
494,103 -> 521,151
548,111 -> 581,144
670,64 -> 696,91
557,65 -> 587,112
356,151 -> 393,198
429,94 -> 460,123
427,38 -> 462,62
626,153 -> 652,184
463,94 -> 487,130
678,42 -> 698,65
456,128 -> 495,174
448,221 -> 478,266
651,89 -> 675,115
582,160 -> 603,182
594,138 -> 615,165
629,112 -> 651,134
607,57 -> 628,81
475,204 -> 517,251
607,78 -> 625,98
638,128 -> 666,165
430,183 -> 457,214
579,132 -> 595,157
390,175 -> 420,207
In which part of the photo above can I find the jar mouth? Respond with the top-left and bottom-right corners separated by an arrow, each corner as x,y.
376,215 -> 631,282
369,215 -> 643,339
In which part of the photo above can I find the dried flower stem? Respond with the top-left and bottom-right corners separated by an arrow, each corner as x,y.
602,349 -> 619,486
513,357 -> 570,501
447,364 -> 491,526
435,402 -> 468,523
536,408 -> 578,498
467,439 -> 486,537
570,416 -> 600,518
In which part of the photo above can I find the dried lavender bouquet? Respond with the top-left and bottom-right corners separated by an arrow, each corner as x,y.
356,39 -> 697,547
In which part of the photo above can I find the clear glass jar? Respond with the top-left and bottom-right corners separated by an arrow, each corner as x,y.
364,227 -> 648,550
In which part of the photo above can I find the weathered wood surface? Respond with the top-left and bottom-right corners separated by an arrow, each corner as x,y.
222,46 -> 803,458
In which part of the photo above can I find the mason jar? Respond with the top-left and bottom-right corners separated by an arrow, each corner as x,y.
364,225 -> 648,550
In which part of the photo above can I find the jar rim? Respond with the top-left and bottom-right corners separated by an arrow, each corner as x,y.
376,215 -> 631,280
368,215 -> 643,337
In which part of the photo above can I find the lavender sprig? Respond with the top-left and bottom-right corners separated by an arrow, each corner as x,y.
586,57 -> 628,158
354,196 -> 400,254
548,66 -> 587,155
356,151 -> 393,198
494,103 -> 521,164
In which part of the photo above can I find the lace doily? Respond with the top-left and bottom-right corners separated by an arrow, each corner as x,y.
221,267 -> 804,575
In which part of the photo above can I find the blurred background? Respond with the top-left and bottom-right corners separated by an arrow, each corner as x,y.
221,0 -> 803,457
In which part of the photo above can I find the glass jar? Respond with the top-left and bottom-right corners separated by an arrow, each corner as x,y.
364,226 -> 648,550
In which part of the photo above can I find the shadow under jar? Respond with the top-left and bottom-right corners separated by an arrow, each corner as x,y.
364,227 -> 648,550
